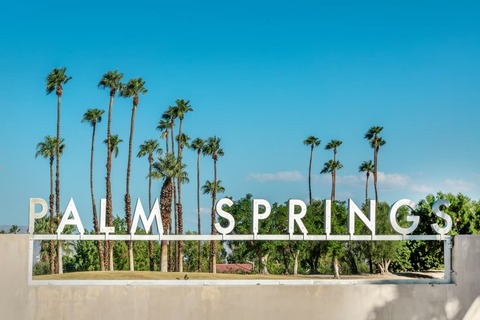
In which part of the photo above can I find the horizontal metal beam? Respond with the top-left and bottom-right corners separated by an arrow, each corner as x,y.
30,234 -> 451,241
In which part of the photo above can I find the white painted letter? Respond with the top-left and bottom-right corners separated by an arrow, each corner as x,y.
288,199 -> 308,236
100,199 -> 115,233
215,198 -> 235,235
348,199 -> 376,236
389,199 -> 419,235
130,198 -> 163,235
431,199 -> 452,235
57,198 -> 85,235
324,200 -> 331,236
252,199 -> 271,236
29,198 -> 48,234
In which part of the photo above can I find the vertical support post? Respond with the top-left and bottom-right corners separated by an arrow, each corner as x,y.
443,236 -> 453,283
28,238 -> 34,285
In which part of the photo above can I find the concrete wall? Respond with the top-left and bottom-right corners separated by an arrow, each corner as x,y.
1,235 -> 479,320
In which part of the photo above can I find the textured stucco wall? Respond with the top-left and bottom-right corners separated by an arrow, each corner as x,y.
1,235 -> 479,320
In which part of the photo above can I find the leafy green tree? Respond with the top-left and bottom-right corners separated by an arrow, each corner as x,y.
35,135 -> 65,274
202,136 -> 224,273
81,108 -> 105,271
190,137 -> 205,272
46,67 -> 71,274
303,136 -> 321,205
138,139 -> 161,271
8,225 -> 20,234
120,77 -> 148,272
364,126 -> 386,203
98,70 -> 124,271
73,233 -> 100,271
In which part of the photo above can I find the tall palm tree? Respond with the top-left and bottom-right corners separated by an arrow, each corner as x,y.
202,136 -> 224,273
174,98 -> 192,273
325,139 -> 342,162
364,126 -> 386,203
321,160 -> 343,202
138,139 -> 161,271
120,78 -> 148,272
81,108 -> 105,271
35,136 -> 64,274
46,67 -> 71,274
157,118 -> 171,153
98,70 -> 124,271
152,153 -> 184,272
190,137 -> 205,272
359,160 -> 374,204
163,107 -> 178,271
104,134 -> 123,157
303,136 -> 321,205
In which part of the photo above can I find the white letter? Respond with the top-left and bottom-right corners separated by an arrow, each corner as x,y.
288,199 -> 308,236
252,199 -> 271,236
324,200 -> 331,236
29,198 -> 48,235
348,199 -> 376,236
215,198 -> 235,235
130,198 -> 163,235
389,199 -> 419,235
57,198 -> 85,235
100,199 -> 115,233
431,199 -> 452,235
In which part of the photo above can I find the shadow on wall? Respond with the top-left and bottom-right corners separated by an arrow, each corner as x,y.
367,287 -> 480,319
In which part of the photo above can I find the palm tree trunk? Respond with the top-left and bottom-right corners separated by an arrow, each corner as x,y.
160,178 -> 172,272
170,120 -> 177,271
308,147 -> 313,205
148,156 -> 154,271
365,173 -> 370,203
105,94 -> 114,271
90,124 -> 105,271
177,119 -> 184,273
331,171 -> 335,202
197,151 -> 202,273
373,143 -> 379,203
55,93 -> 62,274
210,158 -> 218,273
125,104 -> 137,272
49,158 -> 55,274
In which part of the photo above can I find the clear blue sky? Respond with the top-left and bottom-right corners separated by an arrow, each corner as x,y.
1,1 -> 479,232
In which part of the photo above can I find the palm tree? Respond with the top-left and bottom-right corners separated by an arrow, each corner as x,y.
325,140 -> 342,162
163,107 -> 178,271
8,225 -> 20,234
138,139 -> 161,271
36,136 -> 58,273
190,137 -> 205,272
174,99 -> 192,273
202,180 -> 225,197
202,136 -> 224,273
359,160 -> 374,204
364,126 -> 386,203
152,153 -> 184,272
157,118 -> 172,153
98,70 -> 124,271
303,136 -> 321,205
81,108 -> 105,271
104,135 -> 123,157
46,67 -> 71,274
120,78 -> 148,272
321,160 -> 343,202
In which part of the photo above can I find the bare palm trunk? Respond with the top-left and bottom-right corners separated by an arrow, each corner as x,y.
373,143 -> 379,203
170,120 -> 177,271
333,255 -> 340,279
308,146 -> 313,205
125,104 -> 137,272
293,250 -> 300,275
49,158 -> 55,274
177,119 -> 184,273
105,93 -> 114,271
210,158 -> 218,273
331,170 -> 336,202
148,155 -> 154,271
365,172 -> 370,203
196,151 -> 202,272
55,92 -> 62,274
90,123 -> 105,271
